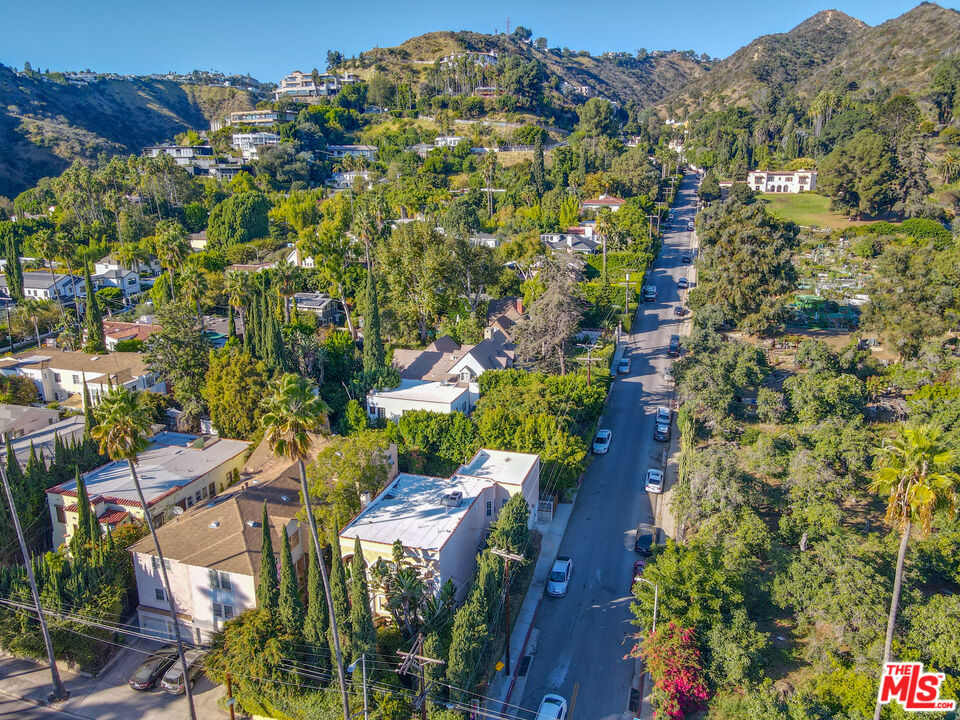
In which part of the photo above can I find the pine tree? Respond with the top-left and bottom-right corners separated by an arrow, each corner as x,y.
82,263 -> 106,353
71,471 -> 92,553
329,527 -> 352,663
5,442 -> 23,494
257,502 -> 279,610
303,537 -> 331,673
362,269 -> 385,374
533,133 -> 545,197
277,527 -> 304,634
350,537 -> 377,662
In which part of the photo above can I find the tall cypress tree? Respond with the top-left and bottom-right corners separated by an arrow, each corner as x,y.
532,133 -> 545,197
349,537 -> 376,662
303,537 -> 331,673
82,263 -> 106,353
4,237 -> 23,302
227,304 -> 235,338
71,471 -> 92,553
362,269 -> 384,374
329,527 -> 352,663
256,502 -> 279,610
277,528 -> 303,634
82,378 -> 96,435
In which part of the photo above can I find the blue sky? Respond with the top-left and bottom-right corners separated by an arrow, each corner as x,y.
1,0 -> 953,82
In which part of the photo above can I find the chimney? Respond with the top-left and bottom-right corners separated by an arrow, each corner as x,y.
483,327 -> 494,340
514,297 -> 523,314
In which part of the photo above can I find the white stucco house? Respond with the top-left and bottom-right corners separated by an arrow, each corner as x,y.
0,271 -> 81,302
129,472 -> 304,643
340,449 -> 540,611
747,170 -> 817,194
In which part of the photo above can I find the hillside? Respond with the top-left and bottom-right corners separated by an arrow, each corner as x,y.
350,30 -> 712,109
660,9 -> 867,115
0,66 -> 259,198
796,3 -> 960,99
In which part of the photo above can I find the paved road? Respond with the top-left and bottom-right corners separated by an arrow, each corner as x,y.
518,173 -> 699,720
0,694 -> 70,719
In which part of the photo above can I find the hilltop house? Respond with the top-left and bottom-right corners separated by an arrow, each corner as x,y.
92,268 -> 142,301
340,449 -> 539,610
326,144 -> 378,161
46,432 -> 249,548
581,195 -> 625,213
0,349 -> 165,404
273,70 -> 358,102
211,109 -> 297,132
366,324 -> 516,421
96,254 -> 163,277
0,271 -> 80,303
102,321 -> 161,350
128,472 -> 305,643
747,170 -> 817,194
231,132 -> 280,160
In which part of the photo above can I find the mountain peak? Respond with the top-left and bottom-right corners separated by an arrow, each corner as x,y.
788,9 -> 868,39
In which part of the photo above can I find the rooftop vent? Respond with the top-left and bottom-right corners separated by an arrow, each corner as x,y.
246,520 -> 260,528
208,521 -> 220,529
440,491 -> 464,508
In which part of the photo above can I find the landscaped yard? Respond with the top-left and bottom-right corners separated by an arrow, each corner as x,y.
758,192 -> 878,230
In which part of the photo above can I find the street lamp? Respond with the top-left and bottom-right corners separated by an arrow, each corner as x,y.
347,654 -> 368,720
635,577 -> 659,634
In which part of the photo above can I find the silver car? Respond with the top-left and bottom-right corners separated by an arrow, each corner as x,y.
546,557 -> 572,597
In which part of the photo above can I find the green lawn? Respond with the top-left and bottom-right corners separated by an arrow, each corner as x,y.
757,193 -> 876,230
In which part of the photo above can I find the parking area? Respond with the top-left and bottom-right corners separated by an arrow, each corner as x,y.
0,637 -> 226,720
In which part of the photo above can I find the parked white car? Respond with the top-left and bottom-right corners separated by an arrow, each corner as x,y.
645,468 -> 664,494
592,429 -> 612,454
546,556 -> 572,597
537,694 -> 569,720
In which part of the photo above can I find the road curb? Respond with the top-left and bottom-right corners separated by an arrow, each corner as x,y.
0,686 -> 94,720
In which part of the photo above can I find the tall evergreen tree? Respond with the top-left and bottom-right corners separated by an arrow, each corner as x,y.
257,502 -> 279,610
349,537 -> 377,662
227,304 -> 235,338
532,133 -> 545,197
82,378 -> 96,434
362,269 -> 385,374
329,527 -> 352,663
277,527 -> 304,634
82,263 -> 106,353
303,537 -> 331,672
71,471 -> 92,552
4,237 -> 23,302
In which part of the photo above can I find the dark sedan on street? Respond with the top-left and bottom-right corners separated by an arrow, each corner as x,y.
129,646 -> 179,691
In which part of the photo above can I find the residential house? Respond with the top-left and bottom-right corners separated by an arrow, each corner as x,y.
0,404 -> 61,439
286,247 -> 315,268
231,132 -> 280,160
540,232 -> 600,254
143,145 -> 215,168
434,135 -> 466,148
329,170 -> 374,190
128,472 -> 305,643
367,325 -> 515,421
273,70 -> 357,102
47,431 -> 249,548
581,194 -> 626,213
340,449 -> 539,610
211,109 -> 297,132
292,293 -> 340,323
188,232 -> 208,252
326,145 -> 378,161
439,52 -> 498,68
1,415 -> 85,469
102,321 -> 161,350
227,262 -> 276,273
0,271 -> 80,303
96,254 -> 162,277
92,268 -> 142,301
747,170 -> 817,194
0,349 -> 166,404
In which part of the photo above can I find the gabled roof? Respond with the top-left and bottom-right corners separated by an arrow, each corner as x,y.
581,195 -> 625,206
128,472 -> 302,577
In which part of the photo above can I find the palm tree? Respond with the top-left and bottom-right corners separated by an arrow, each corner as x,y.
178,264 -> 208,330
34,230 -> 65,318
260,373 -> 350,720
54,232 -> 82,324
154,220 -> 190,299
91,387 -> 197,720
14,299 -> 59,348
870,422 -> 959,720
595,209 -> 615,284
272,259 -> 296,324
225,270 -> 250,339
937,150 -> 960,184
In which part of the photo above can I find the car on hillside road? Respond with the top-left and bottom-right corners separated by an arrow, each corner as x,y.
645,468 -> 665,494
677,277 -> 689,289
681,254 -> 692,264
668,334 -> 681,357
537,694 -> 569,720
632,559 -> 647,589
592,429 -> 612,454
656,406 -> 672,425
129,646 -> 179,691
546,556 -> 573,597
618,357 -> 631,374
654,423 -> 671,442
674,306 -> 686,317
635,524 -> 657,556
160,648 -> 205,695
687,221 -> 695,231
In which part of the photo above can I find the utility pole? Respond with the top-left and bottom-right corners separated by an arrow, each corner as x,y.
575,341 -> 602,386
397,633 -> 445,720
347,654 -> 369,720
489,547 -> 524,674
0,463 -> 69,702
226,673 -> 236,720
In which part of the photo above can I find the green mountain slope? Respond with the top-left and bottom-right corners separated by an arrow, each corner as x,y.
661,9 -> 867,114
0,66 -> 258,198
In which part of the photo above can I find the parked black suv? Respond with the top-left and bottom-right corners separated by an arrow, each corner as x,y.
668,334 -> 681,357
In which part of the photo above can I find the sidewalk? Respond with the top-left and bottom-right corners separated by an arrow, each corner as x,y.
0,654 -> 97,718
485,501 -> 575,716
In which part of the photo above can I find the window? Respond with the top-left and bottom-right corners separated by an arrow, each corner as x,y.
53,373 -> 61,382
195,491 -> 202,503
155,588 -> 165,601
209,570 -> 232,591
72,375 -> 80,384
201,487 -> 208,499
502,498 -> 508,508
208,482 -> 216,497
486,501 -> 492,517
186,496 -> 193,508
213,602 -> 235,619
151,556 -> 171,572
55,505 -> 66,524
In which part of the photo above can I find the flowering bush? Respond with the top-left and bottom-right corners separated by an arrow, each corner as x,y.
641,622 -> 709,720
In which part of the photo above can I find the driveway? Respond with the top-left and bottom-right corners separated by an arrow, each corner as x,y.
517,173 -> 699,719
0,636 -> 226,720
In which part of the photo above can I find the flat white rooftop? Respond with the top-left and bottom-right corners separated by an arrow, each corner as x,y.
48,432 -> 248,508
340,472 -> 489,551
370,379 -> 468,405
457,448 -> 538,487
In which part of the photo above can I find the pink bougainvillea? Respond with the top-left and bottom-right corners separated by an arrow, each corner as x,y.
640,622 -> 710,720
